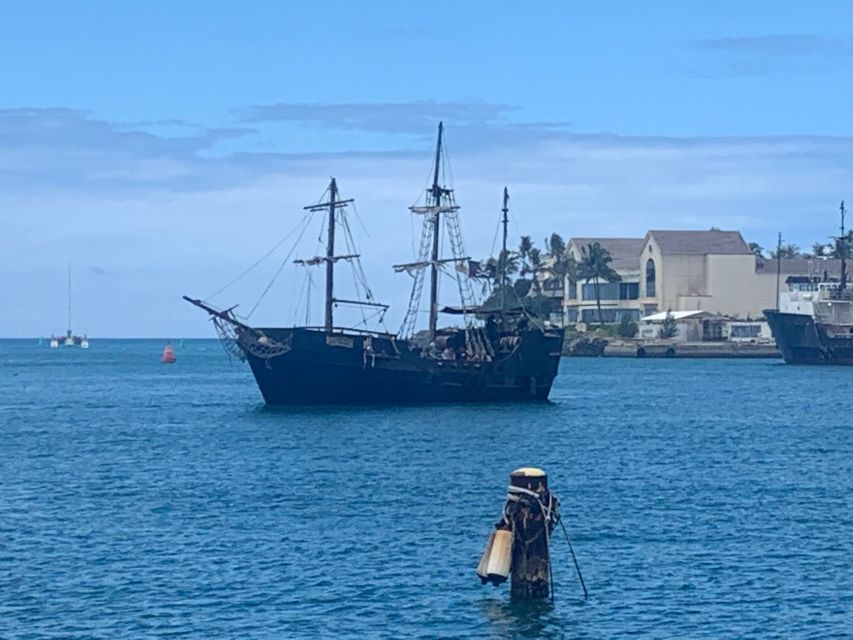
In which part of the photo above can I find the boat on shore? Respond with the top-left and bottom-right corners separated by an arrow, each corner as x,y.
185,123 -> 563,405
764,202 -> 853,365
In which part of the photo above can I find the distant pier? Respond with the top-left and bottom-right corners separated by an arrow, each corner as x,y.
565,337 -> 781,359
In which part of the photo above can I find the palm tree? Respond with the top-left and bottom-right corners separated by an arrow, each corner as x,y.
579,242 -> 621,325
546,233 -> 566,259
769,243 -> 801,259
496,249 -> 520,294
526,247 -> 543,294
537,233 -> 567,296
473,250 -> 520,302
518,236 -> 533,270
517,236 -> 546,295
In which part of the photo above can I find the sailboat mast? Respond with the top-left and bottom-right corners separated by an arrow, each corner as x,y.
325,178 -> 337,332
501,187 -> 509,314
428,122 -> 444,338
67,262 -> 72,334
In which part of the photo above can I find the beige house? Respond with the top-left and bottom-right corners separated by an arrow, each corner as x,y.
559,229 -> 844,325
639,230 -> 771,318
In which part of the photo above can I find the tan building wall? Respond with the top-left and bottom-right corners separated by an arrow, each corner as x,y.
638,237 -> 778,319
640,237 -> 708,312
705,254 -> 776,318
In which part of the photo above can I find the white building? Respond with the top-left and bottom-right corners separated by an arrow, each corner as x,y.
638,310 -> 720,342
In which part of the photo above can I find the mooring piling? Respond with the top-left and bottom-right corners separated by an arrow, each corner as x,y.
476,467 -> 557,599
506,467 -> 555,599
476,467 -> 588,601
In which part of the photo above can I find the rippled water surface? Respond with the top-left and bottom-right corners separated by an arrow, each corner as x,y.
1,339 -> 851,638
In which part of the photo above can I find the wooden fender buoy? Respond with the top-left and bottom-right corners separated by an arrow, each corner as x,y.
476,531 -> 496,584
485,528 -> 513,586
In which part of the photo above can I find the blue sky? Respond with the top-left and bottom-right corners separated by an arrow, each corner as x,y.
2,1 -> 853,336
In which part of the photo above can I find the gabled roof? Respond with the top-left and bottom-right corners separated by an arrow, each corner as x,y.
568,237 -> 644,270
646,230 -> 751,255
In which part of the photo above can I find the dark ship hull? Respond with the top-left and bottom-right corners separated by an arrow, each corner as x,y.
238,326 -> 563,405
764,309 -> 853,365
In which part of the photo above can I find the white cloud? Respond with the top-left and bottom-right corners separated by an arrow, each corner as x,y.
2,106 -> 852,336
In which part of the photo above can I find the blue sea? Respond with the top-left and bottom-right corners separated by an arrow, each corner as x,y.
1,340 -> 851,639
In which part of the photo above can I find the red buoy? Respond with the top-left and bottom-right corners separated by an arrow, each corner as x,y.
161,344 -> 176,364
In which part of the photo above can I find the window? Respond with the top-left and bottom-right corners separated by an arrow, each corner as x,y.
731,324 -> 761,338
619,283 -> 639,300
580,308 -> 640,323
645,258 -> 656,297
581,282 -> 639,300
582,282 -> 620,300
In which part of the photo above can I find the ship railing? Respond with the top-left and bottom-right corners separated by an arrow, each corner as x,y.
296,325 -> 399,338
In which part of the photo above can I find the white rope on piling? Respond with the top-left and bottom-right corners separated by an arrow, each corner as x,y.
504,484 -> 587,601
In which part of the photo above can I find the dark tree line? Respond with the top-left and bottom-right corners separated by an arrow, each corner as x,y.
750,233 -> 853,260
475,234 -> 621,324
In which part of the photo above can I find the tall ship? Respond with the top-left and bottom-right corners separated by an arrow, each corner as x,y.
764,201 -> 853,364
49,263 -> 89,349
185,123 -> 563,404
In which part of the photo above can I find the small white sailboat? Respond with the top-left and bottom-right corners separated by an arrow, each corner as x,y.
48,263 -> 89,349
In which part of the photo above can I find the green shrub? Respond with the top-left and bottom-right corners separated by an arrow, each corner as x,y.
617,314 -> 638,338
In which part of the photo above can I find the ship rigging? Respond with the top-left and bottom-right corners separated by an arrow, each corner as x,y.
184,123 -> 563,404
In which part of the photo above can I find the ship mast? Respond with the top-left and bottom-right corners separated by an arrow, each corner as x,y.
501,187 -> 509,314
325,179 -> 337,332
398,123 -> 465,339
301,178 -> 354,333
428,122 -> 445,337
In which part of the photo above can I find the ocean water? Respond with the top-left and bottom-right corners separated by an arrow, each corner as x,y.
1,339 -> 851,639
